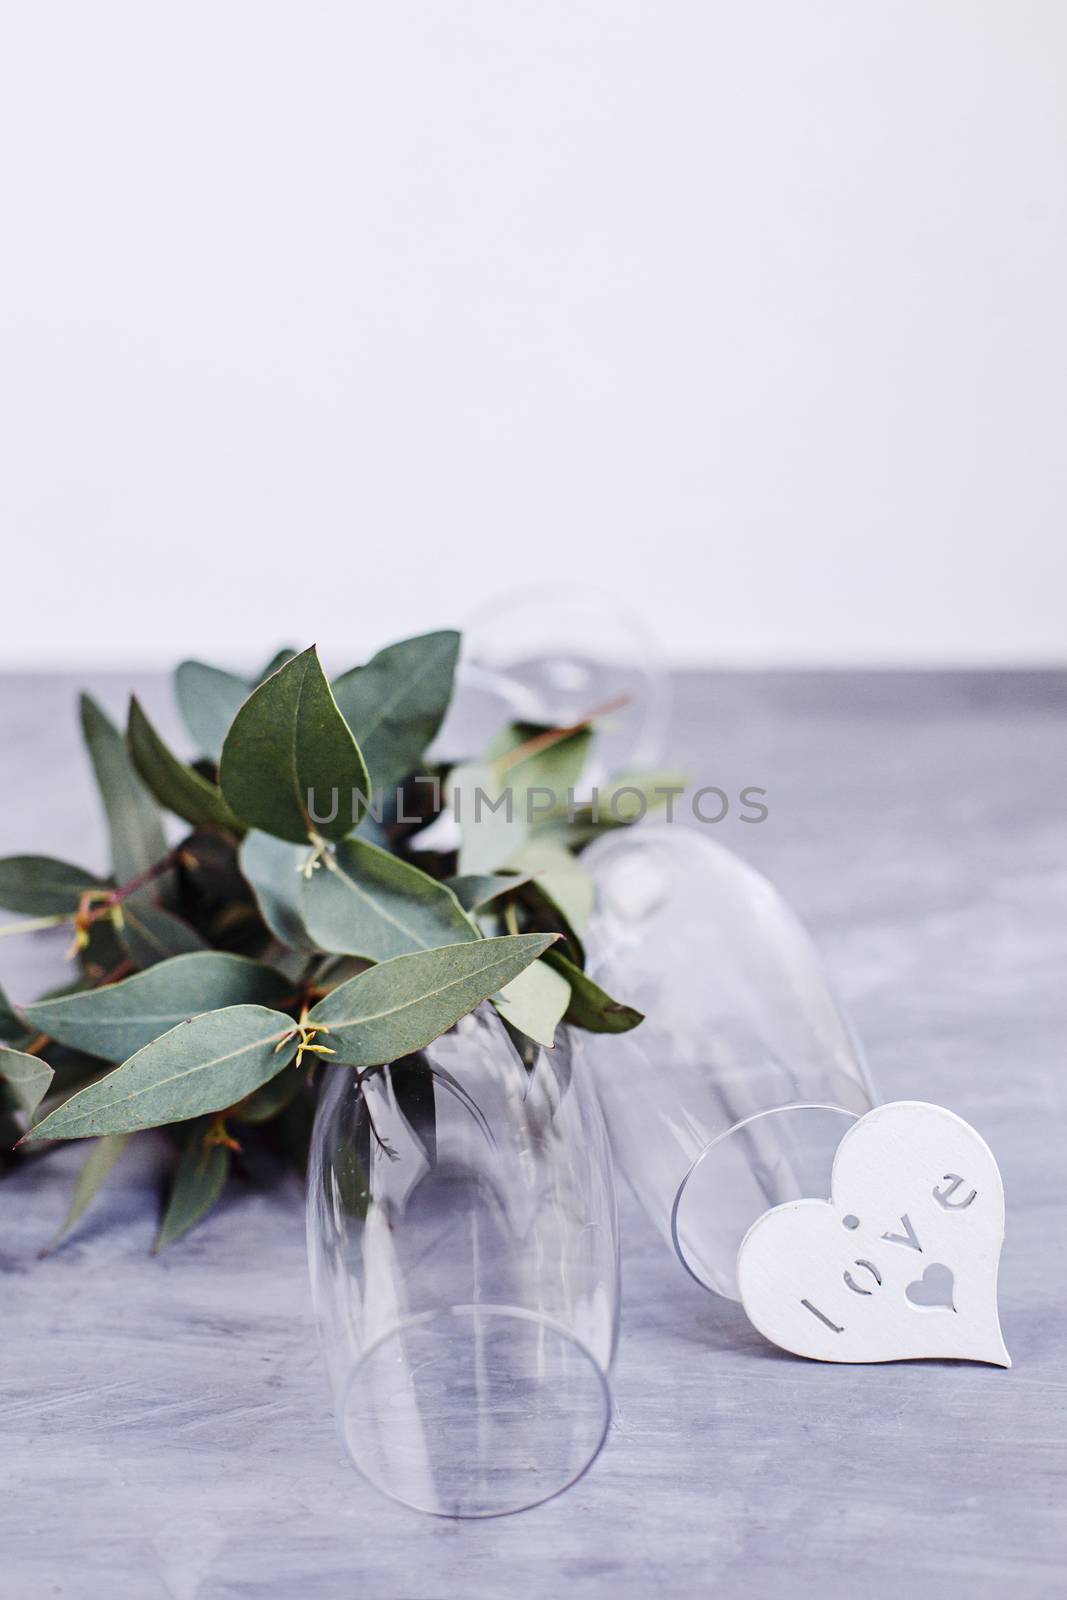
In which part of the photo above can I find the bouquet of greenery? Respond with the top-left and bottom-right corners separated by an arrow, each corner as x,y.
0,634 -> 667,1249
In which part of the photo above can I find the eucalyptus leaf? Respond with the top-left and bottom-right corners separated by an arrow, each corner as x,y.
542,770 -> 690,842
452,761 -> 528,876
127,697 -> 243,833
313,954 -> 375,991
543,949 -> 644,1034
0,855 -> 106,916
0,1046 -> 54,1118
7,622 -> 673,1244
308,933 -> 557,1067
332,630 -> 460,797
219,646 -> 370,843
232,1062 -> 303,1124
23,952 -> 293,1061
0,972 -> 33,1049
489,720 -> 594,809
509,838 -> 594,935
39,1042 -> 108,1099
155,1124 -> 231,1250
445,872 -> 531,913
174,661 -> 250,761
0,980 -> 30,1045
42,1132 -> 131,1251
491,958 -> 571,1050
121,901 -> 209,969
452,720 -> 594,874
27,1004 -> 299,1140
80,694 -> 170,889
302,838 -> 478,961
238,831 -> 317,952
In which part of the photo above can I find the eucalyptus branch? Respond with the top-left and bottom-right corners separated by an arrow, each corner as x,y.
79,847 -> 197,928
0,631 -> 649,1250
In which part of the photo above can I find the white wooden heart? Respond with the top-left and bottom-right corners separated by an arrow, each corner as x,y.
736,1101 -> 1010,1367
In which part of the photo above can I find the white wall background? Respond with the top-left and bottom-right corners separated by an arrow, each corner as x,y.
2,2 -> 1065,670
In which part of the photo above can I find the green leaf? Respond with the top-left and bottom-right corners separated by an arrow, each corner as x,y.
155,1125 -> 231,1249
509,838 -> 594,935
26,1004 -> 298,1140
174,660 -> 250,761
40,1042 -> 107,1099
491,958 -> 571,1049
449,721 -> 595,877
232,1061 -> 303,1123
445,872 -> 531,912
543,948 -> 644,1034
0,981 -> 28,1044
541,771 -> 690,843
588,771 -> 689,824
452,761 -> 529,875
489,721 -> 594,806
219,646 -> 370,843
0,855 -> 106,916
120,901 -> 209,969
302,838 -> 478,961
80,694 -> 169,887
308,933 -> 558,1067
127,697 -> 243,833
238,831 -> 317,951
331,630 -> 460,797
448,722 -> 590,880
0,1046 -> 54,1117
42,1132 -> 131,1251
22,952 -> 293,1061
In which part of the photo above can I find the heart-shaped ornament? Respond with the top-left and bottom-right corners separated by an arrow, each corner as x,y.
736,1101 -> 1010,1366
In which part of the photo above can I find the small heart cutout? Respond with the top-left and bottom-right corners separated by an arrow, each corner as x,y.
736,1101 -> 1011,1366
906,1263 -> 955,1312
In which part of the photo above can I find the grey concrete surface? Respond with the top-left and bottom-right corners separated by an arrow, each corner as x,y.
0,669 -> 1064,1599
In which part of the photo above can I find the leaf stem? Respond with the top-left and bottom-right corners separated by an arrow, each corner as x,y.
71,847 -> 193,947
494,694 -> 632,776
102,847 -> 191,911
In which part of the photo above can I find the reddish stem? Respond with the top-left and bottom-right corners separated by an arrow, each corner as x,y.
494,694 -> 632,775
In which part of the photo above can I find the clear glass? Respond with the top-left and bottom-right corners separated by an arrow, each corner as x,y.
577,826 -> 876,1301
433,585 -> 671,774
306,1005 -> 619,1518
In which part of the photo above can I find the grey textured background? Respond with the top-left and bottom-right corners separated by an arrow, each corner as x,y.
1,670 -> 1064,1599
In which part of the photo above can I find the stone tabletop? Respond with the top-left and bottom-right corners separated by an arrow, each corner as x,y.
1,669 -> 1064,1599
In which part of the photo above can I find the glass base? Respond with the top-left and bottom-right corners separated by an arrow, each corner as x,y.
671,1103 -> 861,1302
339,1305 -> 611,1518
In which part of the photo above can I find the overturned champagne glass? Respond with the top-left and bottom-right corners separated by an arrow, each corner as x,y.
306,1005 -> 618,1517
577,825 -> 876,1300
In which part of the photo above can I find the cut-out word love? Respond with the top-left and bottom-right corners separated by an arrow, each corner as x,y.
736,1101 -> 1010,1366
